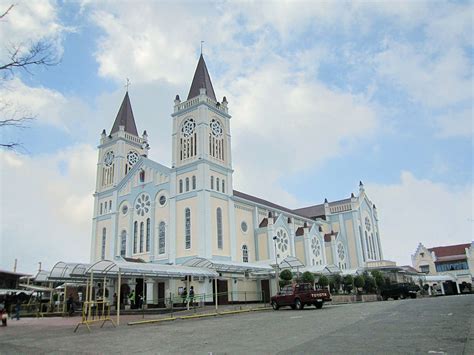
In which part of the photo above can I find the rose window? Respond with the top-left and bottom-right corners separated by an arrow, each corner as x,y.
127,151 -> 140,167
311,238 -> 321,257
135,194 -> 151,216
210,119 -> 223,137
104,151 -> 114,166
365,216 -> 371,232
275,229 -> 289,252
181,118 -> 196,138
337,243 -> 345,261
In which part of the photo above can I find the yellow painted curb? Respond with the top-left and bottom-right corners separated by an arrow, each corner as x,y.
128,307 -> 271,326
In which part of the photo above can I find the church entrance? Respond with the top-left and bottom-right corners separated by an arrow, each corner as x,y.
213,279 -> 228,305
157,282 -> 165,307
135,278 -> 144,308
261,280 -> 270,303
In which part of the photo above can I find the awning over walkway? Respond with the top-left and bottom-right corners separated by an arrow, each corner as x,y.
279,256 -> 304,270
49,262 -> 90,281
182,257 -> 273,274
423,275 -> 457,282
85,260 -> 219,279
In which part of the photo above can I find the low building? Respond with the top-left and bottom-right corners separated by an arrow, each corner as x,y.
412,242 -> 473,294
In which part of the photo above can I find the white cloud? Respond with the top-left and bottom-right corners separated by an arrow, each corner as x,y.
434,108 -> 473,138
367,172 -> 473,266
0,145 -> 96,274
0,0 -> 68,62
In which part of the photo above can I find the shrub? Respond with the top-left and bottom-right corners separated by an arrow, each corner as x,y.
280,269 -> 293,282
354,275 -> 365,294
318,275 -> 329,288
301,271 -> 315,284
342,275 -> 354,294
363,275 -> 376,293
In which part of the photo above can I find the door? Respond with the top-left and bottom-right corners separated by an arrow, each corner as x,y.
213,280 -> 229,305
157,282 -> 165,307
261,280 -> 270,303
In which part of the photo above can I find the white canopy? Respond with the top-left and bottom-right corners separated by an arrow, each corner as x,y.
279,256 -> 305,270
182,257 -> 273,274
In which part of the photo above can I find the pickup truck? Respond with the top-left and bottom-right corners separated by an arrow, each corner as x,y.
271,283 -> 331,310
381,283 -> 420,300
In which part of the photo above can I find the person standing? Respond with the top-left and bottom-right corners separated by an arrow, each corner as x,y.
188,286 -> 195,308
1,304 -> 7,326
128,289 -> 136,309
181,287 -> 187,307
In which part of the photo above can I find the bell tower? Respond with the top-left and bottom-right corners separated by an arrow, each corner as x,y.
171,54 -> 232,171
95,91 -> 149,194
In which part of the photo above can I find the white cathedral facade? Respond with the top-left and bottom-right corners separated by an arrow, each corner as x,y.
90,55 -> 383,299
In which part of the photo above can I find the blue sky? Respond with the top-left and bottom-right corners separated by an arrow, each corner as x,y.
0,0 -> 472,273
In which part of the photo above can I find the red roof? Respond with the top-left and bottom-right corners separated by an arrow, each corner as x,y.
428,243 -> 470,258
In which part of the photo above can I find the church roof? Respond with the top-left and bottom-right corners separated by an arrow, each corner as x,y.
110,92 -> 139,136
428,243 -> 470,258
187,54 -> 217,101
294,197 -> 352,219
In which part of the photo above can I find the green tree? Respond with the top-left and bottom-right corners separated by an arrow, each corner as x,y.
280,269 -> 293,282
371,270 -> 385,291
363,274 -> 376,293
330,274 -> 342,293
342,275 -> 354,294
318,275 -> 329,288
301,271 -> 315,284
354,275 -> 365,294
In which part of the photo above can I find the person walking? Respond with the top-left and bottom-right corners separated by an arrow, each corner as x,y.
188,286 -> 195,309
14,300 -> 21,321
67,294 -> 74,316
181,287 -> 187,307
1,304 -> 7,326
128,289 -> 136,309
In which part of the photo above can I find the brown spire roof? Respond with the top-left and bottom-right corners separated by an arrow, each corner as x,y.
110,92 -> 139,136
187,54 -> 217,101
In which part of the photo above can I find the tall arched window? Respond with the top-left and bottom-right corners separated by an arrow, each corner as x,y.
365,231 -> 370,259
159,222 -> 166,254
216,207 -> 223,249
101,228 -> 106,260
139,169 -> 145,183
180,118 -> 197,161
216,178 -> 220,192
192,175 -> 196,190
185,208 -> 191,249
140,222 -> 144,253
222,180 -> 225,193
133,221 -> 138,254
146,218 -> 151,252
242,245 -> 248,263
210,176 -> 214,189
179,179 -> 183,193
359,226 -> 366,262
120,230 -> 126,257
185,177 -> 190,192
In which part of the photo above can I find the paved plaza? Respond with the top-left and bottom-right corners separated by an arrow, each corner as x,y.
0,295 -> 472,354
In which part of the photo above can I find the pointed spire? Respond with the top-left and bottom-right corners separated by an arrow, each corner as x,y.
187,54 -> 217,101
110,92 -> 139,136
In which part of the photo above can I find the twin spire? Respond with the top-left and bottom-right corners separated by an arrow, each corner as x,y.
110,54 -> 216,136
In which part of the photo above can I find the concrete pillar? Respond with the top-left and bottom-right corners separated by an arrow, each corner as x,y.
456,282 -> 461,294
146,279 -> 156,305
440,282 -> 445,295
428,285 -> 432,296
127,278 -> 136,307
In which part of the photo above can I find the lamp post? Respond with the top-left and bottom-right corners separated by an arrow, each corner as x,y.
273,236 -> 280,293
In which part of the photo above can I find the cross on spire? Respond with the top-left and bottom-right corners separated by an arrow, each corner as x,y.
125,78 -> 131,92
201,41 -> 204,55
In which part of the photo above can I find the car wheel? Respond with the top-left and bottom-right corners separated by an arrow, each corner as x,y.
410,294 -> 417,299
400,294 -> 406,300
295,299 -> 304,310
393,296 -> 399,300
315,301 -> 323,309
382,296 -> 388,301
271,301 -> 279,310
291,305 -> 296,310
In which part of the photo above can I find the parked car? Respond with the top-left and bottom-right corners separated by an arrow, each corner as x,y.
271,283 -> 332,310
381,283 -> 420,300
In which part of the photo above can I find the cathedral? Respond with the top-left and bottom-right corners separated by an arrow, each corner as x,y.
90,54 -> 383,300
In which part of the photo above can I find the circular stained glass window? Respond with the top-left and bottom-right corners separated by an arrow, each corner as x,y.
135,193 -> 151,216
127,151 -> 140,167
104,151 -> 114,166
122,205 -> 128,215
311,238 -> 321,257
159,195 -> 167,206
210,119 -> 223,137
337,243 -> 345,261
181,118 -> 196,138
276,229 -> 289,252
241,221 -> 248,233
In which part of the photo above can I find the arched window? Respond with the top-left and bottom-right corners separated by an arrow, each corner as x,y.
179,179 -> 183,193
109,200 -> 112,211
159,222 -> 166,254
365,231 -> 370,259
146,218 -> 151,252
222,180 -> 225,193
217,207 -> 223,249
104,201 -> 108,212
216,178 -> 220,192
210,176 -> 214,190
139,169 -> 145,183
101,228 -> 106,260
140,222 -> 144,253
100,203 -> 103,215
185,208 -> 191,249
185,177 -> 190,192
359,226 -> 366,262
133,221 -> 138,254
242,245 -> 248,263
192,175 -> 196,190
120,230 -> 126,257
